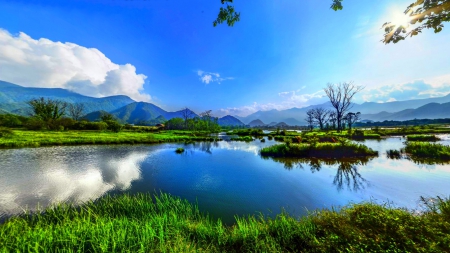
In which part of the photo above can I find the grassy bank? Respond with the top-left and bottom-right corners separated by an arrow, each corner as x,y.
1,193 -> 449,252
0,129 -> 220,148
405,142 -> 450,160
260,142 -> 378,158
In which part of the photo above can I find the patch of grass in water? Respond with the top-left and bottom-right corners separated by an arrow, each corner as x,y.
175,147 -> 185,153
260,142 -> 378,158
407,134 -> 440,141
405,142 -> 450,161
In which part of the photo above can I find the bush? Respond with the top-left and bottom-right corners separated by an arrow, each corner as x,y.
175,147 -> 185,153
0,128 -> 14,138
25,117 -> 46,130
0,114 -> 23,127
104,120 -> 123,133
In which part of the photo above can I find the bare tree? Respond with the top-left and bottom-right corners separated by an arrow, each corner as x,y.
68,103 -> 85,121
181,107 -> 194,130
328,111 -> 337,130
305,109 -> 315,131
323,82 -> 364,132
343,112 -> 361,132
312,108 -> 330,130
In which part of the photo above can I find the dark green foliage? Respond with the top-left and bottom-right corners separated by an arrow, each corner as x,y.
260,143 -> 378,158
387,149 -> 403,159
175,147 -> 185,153
407,134 -> 440,141
24,117 -> 46,130
213,1 -> 240,27
1,193 -> 449,252
0,114 -> 25,127
72,121 -> 109,131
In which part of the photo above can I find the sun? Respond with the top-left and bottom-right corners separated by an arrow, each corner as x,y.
390,11 -> 412,29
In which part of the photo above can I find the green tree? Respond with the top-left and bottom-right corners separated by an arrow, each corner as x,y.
215,0 -> 450,44
27,97 -> 68,122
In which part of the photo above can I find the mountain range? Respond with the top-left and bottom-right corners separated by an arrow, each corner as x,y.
1,80 -> 450,126
236,94 -> 450,125
0,80 -> 244,126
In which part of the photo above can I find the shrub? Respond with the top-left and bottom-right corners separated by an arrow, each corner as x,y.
25,117 -> 46,130
0,128 -> 14,138
175,147 -> 185,153
0,114 -> 23,127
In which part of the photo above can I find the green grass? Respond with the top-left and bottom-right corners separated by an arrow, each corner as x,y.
0,130 -> 221,148
260,142 -> 378,158
1,193 -> 449,252
405,142 -> 450,160
407,134 -> 440,141
230,136 -> 253,142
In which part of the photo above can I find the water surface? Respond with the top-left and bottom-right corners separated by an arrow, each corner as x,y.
1,136 -> 450,224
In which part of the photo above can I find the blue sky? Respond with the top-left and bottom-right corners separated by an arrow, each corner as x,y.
1,0 -> 450,116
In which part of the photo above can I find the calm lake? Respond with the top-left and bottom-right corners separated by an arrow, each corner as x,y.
1,135 -> 450,224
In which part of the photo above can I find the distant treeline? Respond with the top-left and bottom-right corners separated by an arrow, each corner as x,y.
355,118 -> 450,127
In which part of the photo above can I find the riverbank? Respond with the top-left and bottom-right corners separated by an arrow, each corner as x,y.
0,129 -> 221,148
0,193 -> 448,252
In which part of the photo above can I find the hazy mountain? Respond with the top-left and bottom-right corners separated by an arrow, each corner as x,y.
352,95 -> 450,114
275,122 -> 289,127
248,119 -> 266,127
217,115 -> 245,126
385,102 -> 450,121
283,118 -> 302,126
236,94 -> 450,125
0,80 -> 135,115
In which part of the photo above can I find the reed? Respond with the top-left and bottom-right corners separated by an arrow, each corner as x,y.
1,193 -> 449,252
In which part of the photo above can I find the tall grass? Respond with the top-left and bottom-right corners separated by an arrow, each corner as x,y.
260,143 -> 378,158
1,193 -> 449,252
405,142 -> 450,160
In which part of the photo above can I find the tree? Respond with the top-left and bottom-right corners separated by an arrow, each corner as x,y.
343,112 -> 361,132
305,109 -> 315,131
323,82 -> 363,132
215,0 -> 450,44
181,107 -> 194,130
27,97 -> 68,122
328,111 -> 337,130
68,103 -> 85,121
383,0 -> 450,44
312,107 -> 330,130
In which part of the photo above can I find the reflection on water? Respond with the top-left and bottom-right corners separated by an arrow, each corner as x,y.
0,146 -> 147,218
264,157 -> 373,192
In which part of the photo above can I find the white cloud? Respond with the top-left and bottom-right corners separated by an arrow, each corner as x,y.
217,90 -> 329,117
0,28 -> 150,101
361,78 -> 450,103
197,69 -> 234,84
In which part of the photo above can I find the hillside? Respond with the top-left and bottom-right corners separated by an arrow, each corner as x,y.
248,119 -> 266,127
217,115 -> 245,126
0,80 -> 135,115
